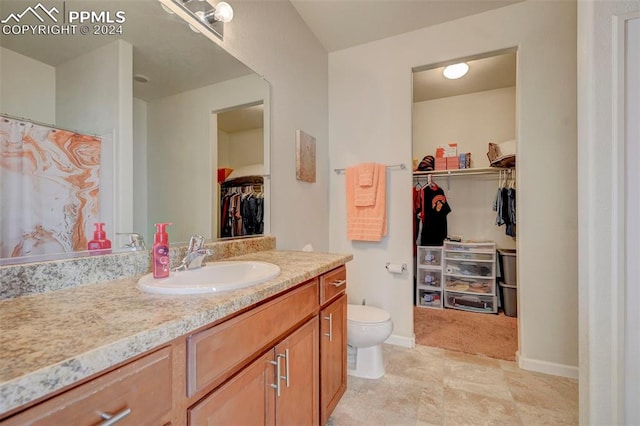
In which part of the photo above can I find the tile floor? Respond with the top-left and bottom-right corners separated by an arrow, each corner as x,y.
327,344 -> 578,426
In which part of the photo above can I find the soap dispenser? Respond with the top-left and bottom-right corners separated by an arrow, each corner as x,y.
153,223 -> 173,278
87,222 -> 112,253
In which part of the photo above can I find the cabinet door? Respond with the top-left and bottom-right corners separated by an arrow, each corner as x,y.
188,351 -> 276,426
320,293 -> 347,425
274,317 -> 319,426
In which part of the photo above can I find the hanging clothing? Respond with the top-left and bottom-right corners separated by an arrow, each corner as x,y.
420,184 -> 451,246
413,186 -> 422,255
219,178 -> 264,238
506,188 -> 516,237
493,173 -> 516,237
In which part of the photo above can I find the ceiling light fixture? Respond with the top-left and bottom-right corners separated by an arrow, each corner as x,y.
165,0 -> 233,40
443,63 -> 469,80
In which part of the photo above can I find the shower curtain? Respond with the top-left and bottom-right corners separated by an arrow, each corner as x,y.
0,116 -> 102,258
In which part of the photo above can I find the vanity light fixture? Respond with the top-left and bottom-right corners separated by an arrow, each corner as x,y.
443,63 -> 469,80
167,0 -> 233,40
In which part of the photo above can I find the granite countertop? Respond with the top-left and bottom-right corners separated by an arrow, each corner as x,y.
0,250 -> 352,416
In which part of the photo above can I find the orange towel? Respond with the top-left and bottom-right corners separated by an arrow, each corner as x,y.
354,162 -> 378,206
358,162 -> 375,186
346,163 -> 387,241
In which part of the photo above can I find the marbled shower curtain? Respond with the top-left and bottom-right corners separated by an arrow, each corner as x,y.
0,117 -> 101,258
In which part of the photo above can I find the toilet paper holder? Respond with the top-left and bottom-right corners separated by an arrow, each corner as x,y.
385,262 -> 407,273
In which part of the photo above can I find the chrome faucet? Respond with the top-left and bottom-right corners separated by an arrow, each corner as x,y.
118,233 -> 147,250
173,235 -> 213,271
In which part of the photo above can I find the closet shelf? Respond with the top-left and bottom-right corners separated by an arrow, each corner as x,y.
413,167 -> 511,177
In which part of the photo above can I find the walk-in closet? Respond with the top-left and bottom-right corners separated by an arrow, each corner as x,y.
411,50 -> 518,361
215,103 -> 266,239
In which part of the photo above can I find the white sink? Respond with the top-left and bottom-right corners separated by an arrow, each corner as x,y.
137,261 -> 281,295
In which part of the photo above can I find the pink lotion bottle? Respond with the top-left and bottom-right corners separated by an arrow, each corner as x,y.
153,223 -> 173,278
87,222 -> 112,253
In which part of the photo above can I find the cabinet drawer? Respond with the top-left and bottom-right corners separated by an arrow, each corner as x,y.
3,347 -> 172,426
444,241 -> 495,254
445,276 -> 495,295
417,289 -> 443,309
417,268 -> 442,288
187,279 -> 319,396
320,266 -> 347,305
445,292 -> 497,313
445,251 -> 494,261
417,246 -> 443,267
444,259 -> 494,279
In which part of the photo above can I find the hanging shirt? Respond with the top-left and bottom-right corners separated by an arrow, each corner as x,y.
420,185 -> 451,246
413,187 -> 422,255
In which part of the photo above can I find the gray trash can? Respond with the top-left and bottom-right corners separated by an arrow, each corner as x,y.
498,249 -> 517,317
498,249 -> 517,285
499,282 -> 517,317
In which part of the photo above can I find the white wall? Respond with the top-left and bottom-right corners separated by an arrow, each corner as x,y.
0,47 -> 55,124
413,87 -> 517,249
413,87 -> 516,168
56,40 -> 133,249
578,1 -> 640,423
218,131 -> 231,168
329,0 -> 578,375
180,0 -> 330,252
225,128 -> 264,168
625,18 -> 640,424
146,74 -> 268,244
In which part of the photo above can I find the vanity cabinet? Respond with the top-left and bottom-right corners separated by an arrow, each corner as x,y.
0,264 -> 348,426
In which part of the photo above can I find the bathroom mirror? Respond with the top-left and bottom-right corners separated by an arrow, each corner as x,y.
0,0 -> 270,265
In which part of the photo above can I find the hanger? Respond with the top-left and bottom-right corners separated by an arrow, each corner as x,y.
427,174 -> 438,189
508,170 -> 516,189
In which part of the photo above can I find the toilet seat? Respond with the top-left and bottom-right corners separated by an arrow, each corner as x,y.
348,305 -> 391,324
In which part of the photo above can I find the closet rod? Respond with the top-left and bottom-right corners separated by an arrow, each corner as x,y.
0,112 -> 102,138
334,163 -> 407,174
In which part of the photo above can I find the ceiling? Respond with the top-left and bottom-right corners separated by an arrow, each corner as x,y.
1,0 -> 520,109
413,50 -> 516,102
218,104 -> 264,133
290,0 -> 524,53
290,0 -> 521,101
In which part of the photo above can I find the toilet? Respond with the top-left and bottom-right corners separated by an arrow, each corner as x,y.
347,304 -> 393,379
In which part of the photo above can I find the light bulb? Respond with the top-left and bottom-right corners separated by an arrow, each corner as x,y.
443,63 -> 469,80
211,1 -> 233,22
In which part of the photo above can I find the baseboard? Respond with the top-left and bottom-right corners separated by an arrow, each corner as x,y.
518,354 -> 579,379
385,333 -> 415,348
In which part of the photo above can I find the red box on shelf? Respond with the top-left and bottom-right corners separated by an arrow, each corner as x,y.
435,157 -> 447,170
446,157 -> 459,170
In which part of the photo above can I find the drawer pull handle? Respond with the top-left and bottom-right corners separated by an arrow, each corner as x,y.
269,358 -> 281,397
324,313 -> 333,342
331,279 -> 346,288
98,408 -> 132,426
278,349 -> 290,388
